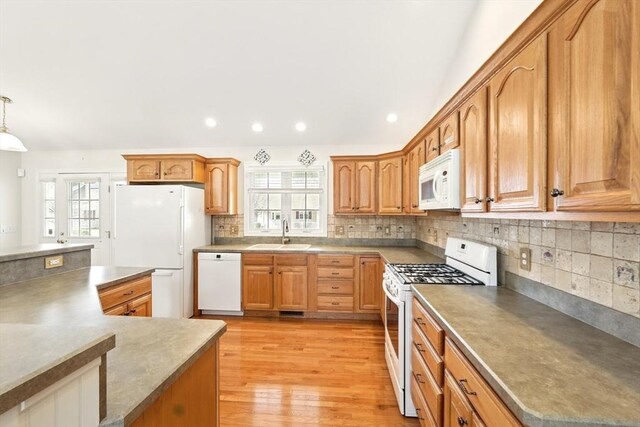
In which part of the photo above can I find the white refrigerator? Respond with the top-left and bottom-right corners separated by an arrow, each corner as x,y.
113,185 -> 209,318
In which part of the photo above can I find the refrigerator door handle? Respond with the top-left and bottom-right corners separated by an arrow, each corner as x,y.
178,205 -> 184,255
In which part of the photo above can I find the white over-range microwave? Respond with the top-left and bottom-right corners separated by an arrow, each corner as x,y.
418,149 -> 461,210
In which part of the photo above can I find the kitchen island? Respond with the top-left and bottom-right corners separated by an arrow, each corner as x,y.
0,262 -> 226,427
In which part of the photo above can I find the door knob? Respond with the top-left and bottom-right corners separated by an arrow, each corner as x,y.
457,416 -> 468,426
550,188 -> 564,197
474,198 -> 482,204
485,197 -> 495,203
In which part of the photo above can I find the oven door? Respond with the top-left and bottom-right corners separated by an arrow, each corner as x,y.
383,282 -> 405,411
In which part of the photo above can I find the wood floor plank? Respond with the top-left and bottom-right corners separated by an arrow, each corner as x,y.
199,316 -> 419,427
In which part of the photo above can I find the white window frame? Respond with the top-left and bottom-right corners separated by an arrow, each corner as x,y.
244,162 -> 328,237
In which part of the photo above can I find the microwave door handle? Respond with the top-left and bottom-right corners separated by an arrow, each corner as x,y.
432,170 -> 442,201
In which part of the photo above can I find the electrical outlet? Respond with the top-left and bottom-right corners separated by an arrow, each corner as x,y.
376,226 -> 383,231
519,248 -> 532,271
384,226 -> 391,235
45,255 -> 64,269
493,226 -> 500,236
230,225 -> 239,235
335,226 -> 345,235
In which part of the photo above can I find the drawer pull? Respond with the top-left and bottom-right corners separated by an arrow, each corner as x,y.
459,379 -> 477,396
415,317 -> 425,326
416,408 -> 424,420
331,260 -> 340,264
332,272 -> 340,276
415,373 -> 424,384
331,302 -> 339,306
123,311 -> 131,316
123,290 -> 134,296
415,343 -> 426,353
457,416 -> 468,426
331,286 -> 339,289
129,308 -> 137,313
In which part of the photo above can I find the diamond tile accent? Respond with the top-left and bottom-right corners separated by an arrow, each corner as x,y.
297,149 -> 316,167
254,149 -> 271,165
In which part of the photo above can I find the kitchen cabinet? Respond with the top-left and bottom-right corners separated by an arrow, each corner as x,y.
487,35 -> 547,212
275,266 -> 308,310
205,158 -> 240,215
460,88 -> 488,213
242,265 -> 274,310
425,128 -> 440,164
444,371 -> 480,427
439,112 -> 460,154
356,256 -> 381,312
548,0 -> 640,212
332,158 -> 377,214
123,154 -> 206,184
378,155 -> 404,214
407,142 -> 426,214
316,254 -> 355,312
99,275 -> 152,317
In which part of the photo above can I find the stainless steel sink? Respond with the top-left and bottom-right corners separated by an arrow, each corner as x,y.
246,243 -> 311,251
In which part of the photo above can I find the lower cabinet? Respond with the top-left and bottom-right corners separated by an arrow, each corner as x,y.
276,266 -> 308,310
242,264 -> 274,310
357,256 -> 382,312
99,275 -> 152,317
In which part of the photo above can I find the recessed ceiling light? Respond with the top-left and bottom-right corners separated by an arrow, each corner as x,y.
252,123 -> 264,133
386,113 -> 398,123
295,122 -> 306,132
205,118 -> 217,128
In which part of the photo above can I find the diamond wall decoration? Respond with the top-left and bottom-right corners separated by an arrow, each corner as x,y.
254,149 -> 271,165
297,149 -> 316,167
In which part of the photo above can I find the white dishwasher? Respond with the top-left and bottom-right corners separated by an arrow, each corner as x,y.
198,252 -> 243,315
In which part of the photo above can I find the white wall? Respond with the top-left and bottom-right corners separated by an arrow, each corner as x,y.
20,143 -> 399,245
430,0 -> 543,118
0,151 -> 23,248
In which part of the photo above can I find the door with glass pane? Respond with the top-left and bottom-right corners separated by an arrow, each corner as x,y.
41,174 -> 112,265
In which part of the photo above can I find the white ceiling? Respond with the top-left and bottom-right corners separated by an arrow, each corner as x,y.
0,1 -> 477,151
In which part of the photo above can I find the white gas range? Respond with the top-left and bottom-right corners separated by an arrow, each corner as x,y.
382,238 -> 497,417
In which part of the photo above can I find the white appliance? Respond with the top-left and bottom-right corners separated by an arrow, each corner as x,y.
113,185 -> 209,318
418,149 -> 461,210
382,238 -> 497,416
198,252 -> 242,315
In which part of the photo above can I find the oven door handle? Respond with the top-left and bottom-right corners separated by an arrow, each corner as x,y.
382,283 -> 403,306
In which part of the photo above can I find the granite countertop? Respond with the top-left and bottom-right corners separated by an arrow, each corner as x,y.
0,266 -> 227,427
0,324 -> 115,414
412,285 -> 640,427
195,244 -> 444,264
0,243 -> 94,262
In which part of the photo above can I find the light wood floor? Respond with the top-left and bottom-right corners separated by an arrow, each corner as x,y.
205,316 -> 419,427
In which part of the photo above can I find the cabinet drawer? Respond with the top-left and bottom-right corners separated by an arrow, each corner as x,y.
412,298 -> 444,354
275,254 -> 308,266
317,267 -> 354,280
317,281 -> 354,295
412,345 -> 443,426
444,338 -> 522,427
317,295 -> 353,312
243,253 -> 274,265
99,276 -> 151,311
317,254 -> 355,267
412,321 -> 444,386
411,374 -> 438,427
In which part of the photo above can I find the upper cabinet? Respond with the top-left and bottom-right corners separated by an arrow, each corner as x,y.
425,128 -> 440,163
460,88 -> 488,213
332,158 -> 377,214
548,0 -> 640,212
378,156 -> 403,214
204,158 -> 240,215
123,154 -> 206,184
407,141 -> 426,214
439,112 -> 460,154
487,35 -> 547,212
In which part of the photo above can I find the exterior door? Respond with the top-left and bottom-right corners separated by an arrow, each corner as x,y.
41,173 -> 112,265
488,35 -> 547,212
548,0 -> 640,211
378,157 -> 403,214
460,88 -> 488,213
355,161 -> 377,213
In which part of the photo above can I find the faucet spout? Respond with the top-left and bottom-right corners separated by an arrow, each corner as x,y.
282,219 -> 290,245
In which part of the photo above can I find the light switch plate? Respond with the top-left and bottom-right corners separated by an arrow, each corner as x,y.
335,226 -> 345,235
519,248 -> 531,271
45,255 -> 64,269
230,225 -> 239,235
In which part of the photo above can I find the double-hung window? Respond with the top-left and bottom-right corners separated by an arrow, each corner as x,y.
245,164 -> 327,237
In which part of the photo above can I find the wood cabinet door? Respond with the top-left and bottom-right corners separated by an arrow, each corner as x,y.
104,303 -> 129,316
444,371 -> 474,427
242,265 -> 273,310
161,159 -> 193,181
355,161 -> 377,213
276,266 -> 308,310
403,155 -> 411,213
425,128 -> 441,163
205,163 -> 228,214
460,88 -> 488,213
128,159 -> 160,182
378,157 -> 403,214
409,142 -> 426,213
488,35 -> 547,212
333,161 -> 355,213
128,293 -> 152,317
358,257 -> 381,312
440,112 -> 460,154
548,0 -> 640,211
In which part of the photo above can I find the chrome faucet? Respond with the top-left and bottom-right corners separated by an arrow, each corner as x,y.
282,218 -> 290,245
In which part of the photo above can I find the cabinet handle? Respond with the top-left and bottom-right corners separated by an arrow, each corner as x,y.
396,206 -> 401,209
457,416 -> 468,426
459,379 -> 477,396
416,408 -> 424,420
278,272 -> 282,275
123,290 -> 134,296
550,188 -> 565,197
412,204 -> 418,208
474,198 -> 482,204
331,260 -> 340,264
415,373 -> 425,384
415,317 -> 425,326
331,302 -> 339,305
431,147 -> 438,151
415,343 -> 425,353
155,172 -> 159,177
332,272 -> 340,276
485,197 -> 495,203
123,311 -> 131,316
129,308 -> 136,313
331,286 -> 339,289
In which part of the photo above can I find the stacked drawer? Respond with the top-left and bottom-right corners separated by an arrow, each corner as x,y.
411,298 -> 445,427
316,255 -> 355,312
99,275 -> 152,317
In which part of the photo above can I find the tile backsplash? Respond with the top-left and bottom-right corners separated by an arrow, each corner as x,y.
416,217 -> 640,318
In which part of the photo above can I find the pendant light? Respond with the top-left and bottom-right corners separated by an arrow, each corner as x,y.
0,96 -> 27,152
